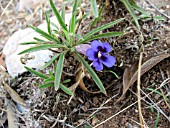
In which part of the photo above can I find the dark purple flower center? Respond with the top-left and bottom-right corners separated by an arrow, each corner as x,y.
97,46 -> 106,53
101,55 -> 107,61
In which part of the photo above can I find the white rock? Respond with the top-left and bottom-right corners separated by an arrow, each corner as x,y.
19,0 -> 48,11
3,13 -> 72,77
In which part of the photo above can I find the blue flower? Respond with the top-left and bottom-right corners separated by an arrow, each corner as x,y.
86,40 -> 116,71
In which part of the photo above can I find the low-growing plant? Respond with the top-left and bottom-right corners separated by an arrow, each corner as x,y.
19,0 -> 125,95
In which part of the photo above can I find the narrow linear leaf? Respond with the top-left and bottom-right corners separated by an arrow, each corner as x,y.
70,13 -> 76,34
18,44 -> 67,55
44,78 -> 54,83
20,41 -> 42,45
147,88 -> 169,101
78,32 -> 125,44
45,12 -> 52,35
130,1 -> 150,16
72,0 -> 78,14
90,0 -> 98,17
120,0 -> 140,30
119,53 -> 170,101
40,54 -> 60,70
34,37 -> 46,42
63,79 -> 71,84
62,29 -> 70,42
49,70 -> 55,79
39,83 -> 54,89
54,52 -> 66,91
24,66 -> 49,79
60,84 -> 73,95
90,4 -> 104,28
75,52 -> 106,95
49,0 -> 68,31
147,88 -> 162,96
51,22 -> 59,31
29,25 -> 61,43
153,16 -> 165,21
155,111 -> 160,128
61,3 -> 65,22
80,18 -> 124,41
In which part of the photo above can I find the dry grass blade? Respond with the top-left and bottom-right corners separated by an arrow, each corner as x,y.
0,0 -> 14,19
3,81 -> 26,107
5,98 -> 19,128
118,53 -> 170,101
137,52 -> 144,128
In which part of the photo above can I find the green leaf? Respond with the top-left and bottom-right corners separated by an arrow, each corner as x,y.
62,79 -> 71,84
48,70 -> 55,79
75,52 -> 106,95
44,78 -> 54,83
154,111 -> 160,128
78,32 -> 124,44
34,37 -> 46,42
147,88 -> 162,96
60,84 -> 73,95
45,12 -> 52,35
61,3 -> 65,22
40,54 -> 60,70
70,13 -> 76,34
130,1 -> 150,16
39,83 -> 53,89
54,52 -> 66,91
90,4 -> 104,28
90,0 -> 98,17
72,0 -> 78,14
29,25 -> 61,43
79,18 -> 124,41
20,41 -> 42,45
18,44 -> 67,55
153,16 -> 165,21
49,0 -> 68,31
62,29 -> 70,42
24,66 -> 49,79
51,22 -> 59,31
120,0 -> 140,30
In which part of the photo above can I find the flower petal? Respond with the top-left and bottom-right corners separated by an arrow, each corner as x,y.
75,44 -> 91,55
100,55 -> 116,67
91,40 -> 103,52
86,48 -> 98,60
103,42 -> 112,53
93,59 -> 103,71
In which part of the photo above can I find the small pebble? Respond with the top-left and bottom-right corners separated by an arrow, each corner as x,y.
93,97 -> 99,105
125,122 -> 133,128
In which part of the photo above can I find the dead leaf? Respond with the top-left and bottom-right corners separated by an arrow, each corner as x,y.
119,53 -> 170,101
69,63 -> 84,92
3,82 -> 27,107
69,62 -> 100,94
6,99 -> 19,128
77,65 -> 101,94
